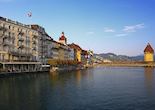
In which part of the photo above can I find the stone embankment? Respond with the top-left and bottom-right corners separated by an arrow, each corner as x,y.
50,65 -> 90,73
99,62 -> 155,67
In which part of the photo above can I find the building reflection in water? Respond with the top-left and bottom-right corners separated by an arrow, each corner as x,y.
75,69 -> 94,87
49,71 -> 59,82
0,74 -> 47,110
76,70 -> 82,86
144,67 -> 155,95
49,69 -> 94,88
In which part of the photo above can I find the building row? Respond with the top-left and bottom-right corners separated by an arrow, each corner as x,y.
0,16 -> 93,72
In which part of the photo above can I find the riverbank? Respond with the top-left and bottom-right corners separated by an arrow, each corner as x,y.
0,64 -> 93,77
49,64 -> 93,73
2,62 -> 153,77
99,62 -> 155,67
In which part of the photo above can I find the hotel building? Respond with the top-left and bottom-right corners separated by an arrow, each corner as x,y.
0,16 -> 41,72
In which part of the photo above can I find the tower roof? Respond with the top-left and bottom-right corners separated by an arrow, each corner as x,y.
68,43 -> 82,51
144,43 -> 154,53
59,32 -> 66,40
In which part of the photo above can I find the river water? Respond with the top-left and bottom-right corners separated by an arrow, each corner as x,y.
0,66 -> 155,110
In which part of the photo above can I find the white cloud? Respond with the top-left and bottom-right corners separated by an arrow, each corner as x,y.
115,33 -> 128,37
104,27 -> 115,33
86,31 -> 94,35
123,23 -> 144,32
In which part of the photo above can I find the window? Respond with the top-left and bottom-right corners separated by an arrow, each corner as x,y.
26,36 -> 30,47
12,26 -> 14,31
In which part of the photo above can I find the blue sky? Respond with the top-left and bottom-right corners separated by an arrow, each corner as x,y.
0,0 -> 155,56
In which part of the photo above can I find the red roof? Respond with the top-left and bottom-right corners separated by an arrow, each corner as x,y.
144,43 -> 154,53
82,50 -> 88,55
68,43 -> 82,51
59,36 -> 66,40
59,32 -> 66,40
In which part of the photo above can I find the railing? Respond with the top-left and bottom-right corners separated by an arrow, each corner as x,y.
3,39 -> 10,46
33,35 -> 38,38
12,59 -> 38,62
32,47 -> 37,51
0,59 -> 38,62
0,27 -> 7,37
3,35 -> 9,39
8,49 -> 33,57
0,27 -> 7,31
18,37 -> 24,41
24,46 -> 31,50
18,44 -> 24,49
32,40 -> 37,44
18,31 -> 24,36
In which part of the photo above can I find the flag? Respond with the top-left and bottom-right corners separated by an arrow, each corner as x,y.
27,12 -> 32,17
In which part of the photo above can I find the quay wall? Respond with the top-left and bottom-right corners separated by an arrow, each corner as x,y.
99,62 -> 155,67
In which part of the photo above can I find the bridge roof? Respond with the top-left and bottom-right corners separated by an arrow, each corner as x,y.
144,43 -> 154,53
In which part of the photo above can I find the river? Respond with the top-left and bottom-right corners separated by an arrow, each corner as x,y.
0,66 -> 155,110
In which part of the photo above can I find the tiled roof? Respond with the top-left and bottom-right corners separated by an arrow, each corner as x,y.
68,43 -> 82,51
82,50 -> 88,55
59,32 -> 66,40
144,43 -> 154,53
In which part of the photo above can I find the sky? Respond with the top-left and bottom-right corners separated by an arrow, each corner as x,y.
0,0 -> 155,56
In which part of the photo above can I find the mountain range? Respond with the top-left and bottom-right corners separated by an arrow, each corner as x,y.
95,53 -> 147,62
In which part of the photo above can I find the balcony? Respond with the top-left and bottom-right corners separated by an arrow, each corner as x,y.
0,30 -> 7,38
3,35 -> 9,39
33,35 -> 38,39
32,47 -> 37,51
18,31 -> 24,36
8,49 -> 33,57
25,46 -> 31,50
18,44 -> 24,49
32,40 -> 37,44
8,49 -> 19,55
20,52 -> 33,57
0,27 -> 7,32
3,40 -> 10,46
18,37 -> 24,42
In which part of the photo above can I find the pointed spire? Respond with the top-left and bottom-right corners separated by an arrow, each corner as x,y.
144,43 -> 154,53
62,32 -> 64,36
59,32 -> 67,45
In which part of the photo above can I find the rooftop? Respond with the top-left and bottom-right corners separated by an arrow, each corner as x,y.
59,32 -> 67,41
68,43 -> 82,51
144,43 -> 154,53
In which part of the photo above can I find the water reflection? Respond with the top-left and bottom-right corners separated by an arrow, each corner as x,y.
1,68 -> 155,110
76,70 -> 82,85
144,67 -> 155,95
0,74 -> 49,110
49,69 -> 94,88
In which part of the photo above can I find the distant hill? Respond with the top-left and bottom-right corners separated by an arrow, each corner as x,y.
95,53 -> 145,62
130,55 -> 144,61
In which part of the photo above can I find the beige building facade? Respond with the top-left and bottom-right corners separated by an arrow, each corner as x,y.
0,17 -> 39,62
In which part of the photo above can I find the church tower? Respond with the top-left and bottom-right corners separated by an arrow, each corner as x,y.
59,32 -> 67,45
